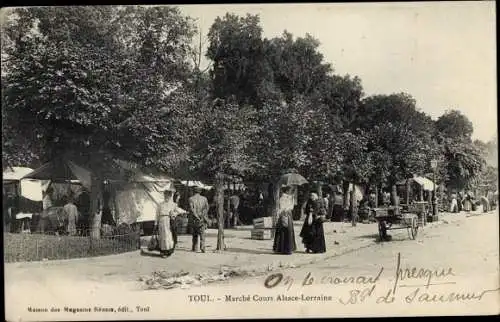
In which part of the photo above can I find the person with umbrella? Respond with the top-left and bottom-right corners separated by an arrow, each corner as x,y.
272,170 -> 307,255
273,185 -> 297,255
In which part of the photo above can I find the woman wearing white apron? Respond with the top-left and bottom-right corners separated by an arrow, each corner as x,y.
156,186 -> 186,258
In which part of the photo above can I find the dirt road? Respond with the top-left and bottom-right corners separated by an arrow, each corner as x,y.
5,211 -> 499,320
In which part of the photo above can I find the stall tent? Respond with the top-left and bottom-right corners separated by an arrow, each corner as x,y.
3,167 -> 44,219
111,173 -> 175,224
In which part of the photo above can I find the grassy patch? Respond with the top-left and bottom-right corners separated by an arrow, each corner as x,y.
4,232 -> 139,263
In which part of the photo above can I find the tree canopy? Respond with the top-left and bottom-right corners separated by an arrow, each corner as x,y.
2,7 -> 491,200
2,6 -> 199,173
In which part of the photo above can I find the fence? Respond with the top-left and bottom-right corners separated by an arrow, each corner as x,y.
4,229 -> 140,263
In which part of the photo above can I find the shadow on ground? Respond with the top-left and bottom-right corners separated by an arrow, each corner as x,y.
225,247 -> 274,255
139,250 -> 164,258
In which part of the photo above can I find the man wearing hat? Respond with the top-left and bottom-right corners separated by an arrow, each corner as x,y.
189,186 -> 209,253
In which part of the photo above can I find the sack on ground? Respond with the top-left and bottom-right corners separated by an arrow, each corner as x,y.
148,234 -> 160,251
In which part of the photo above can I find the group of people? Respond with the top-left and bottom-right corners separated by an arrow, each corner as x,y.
448,191 -> 495,213
273,186 -> 328,255
41,186 -> 93,235
153,186 -> 209,258
154,184 -> 330,258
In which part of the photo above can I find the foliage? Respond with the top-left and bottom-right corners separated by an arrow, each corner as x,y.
188,98 -> 260,180
2,6 -> 198,173
317,74 -> 364,130
436,109 -> 474,140
2,7 -> 490,215
366,121 -> 430,185
357,93 -> 440,187
265,31 -> 332,102
206,13 -> 272,107
435,111 -> 486,190
440,137 -> 486,190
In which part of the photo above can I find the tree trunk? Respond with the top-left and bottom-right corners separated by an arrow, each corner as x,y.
405,179 -> 411,205
391,184 -> 399,214
316,181 -> 323,199
439,184 -> 445,210
215,173 -> 225,251
90,177 -> 103,240
419,186 -> 424,201
350,188 -> 358,225
271,180 -> 280,238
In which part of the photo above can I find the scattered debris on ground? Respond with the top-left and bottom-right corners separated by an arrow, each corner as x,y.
140,260 -> 305,290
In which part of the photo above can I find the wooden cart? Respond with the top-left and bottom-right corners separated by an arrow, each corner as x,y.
373,207 -> 419,241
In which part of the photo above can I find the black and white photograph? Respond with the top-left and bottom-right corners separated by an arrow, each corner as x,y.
2,2 -> 498,320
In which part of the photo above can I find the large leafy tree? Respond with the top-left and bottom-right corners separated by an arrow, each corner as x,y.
265,31 -> 332,102
2,6 -> 198,237
357,93 -> 439,206
436,109 -> 474,140
206,13 -> 273,107
435,110 -> 485,191
187,98 -> 259,250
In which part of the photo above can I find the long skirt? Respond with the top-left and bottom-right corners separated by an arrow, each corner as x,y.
480,197 -> 490,212
463,200 -> 472,212
331,205 -> 344,222
300,220 -> 326,254
273,214 -> 297,255
158,216 -> 175,255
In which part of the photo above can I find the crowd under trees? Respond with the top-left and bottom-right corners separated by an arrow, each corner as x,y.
2,7 -> 496,246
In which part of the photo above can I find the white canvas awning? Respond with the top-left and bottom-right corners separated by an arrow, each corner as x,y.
413,176 -> 435,191
3,167 -> 44,202
180,180 -> 213,190
3,167 -> 35,182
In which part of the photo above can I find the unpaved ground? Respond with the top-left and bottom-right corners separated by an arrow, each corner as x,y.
5,210 -> 499,320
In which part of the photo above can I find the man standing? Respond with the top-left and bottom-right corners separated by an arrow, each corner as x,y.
76,188 -> 90,235
189,187 -> 209,253
63,196 -> 78,236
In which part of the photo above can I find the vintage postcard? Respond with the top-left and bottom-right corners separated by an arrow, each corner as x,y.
2,2 -> 498,321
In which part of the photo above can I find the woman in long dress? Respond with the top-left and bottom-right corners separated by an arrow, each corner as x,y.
300,193 -> 327,254
462,193 -> 472,212
156,187 -> 185,258
273,186 -> 297,255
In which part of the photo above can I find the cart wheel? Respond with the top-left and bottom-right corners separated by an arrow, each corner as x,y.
410,217 -> 418,240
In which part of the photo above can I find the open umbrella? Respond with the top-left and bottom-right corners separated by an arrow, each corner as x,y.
279,173 -> 308,186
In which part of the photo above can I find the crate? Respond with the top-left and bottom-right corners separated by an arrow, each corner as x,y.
251,228 -> 272,240
253,217 -> 273,229
427,215 -> 439,223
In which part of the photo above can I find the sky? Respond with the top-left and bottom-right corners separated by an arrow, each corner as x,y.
178,2 -> 497,142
